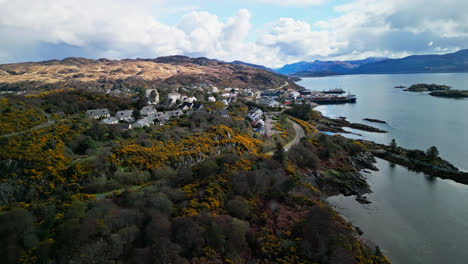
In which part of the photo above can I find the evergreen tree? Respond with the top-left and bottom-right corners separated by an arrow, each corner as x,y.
426,146 -> 439,160
273,141 -> 285,162
389,138 -> 397,151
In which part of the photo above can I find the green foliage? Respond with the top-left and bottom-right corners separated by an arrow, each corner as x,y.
426,146 -> 439,160
284,102 -> 314,121
288,139 -> 320,169
198,159 -> 219,179
226,197 -> 250,219
273,141 -> 285,162
390,138 -> 397,151
0,92 -> 388,264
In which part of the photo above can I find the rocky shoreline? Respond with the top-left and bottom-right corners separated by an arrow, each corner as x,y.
313,112 -> 468,187
404,83 -> 451,92
361,140 -> 468,185
429,90 -> 468,98
313,113 -> 388,134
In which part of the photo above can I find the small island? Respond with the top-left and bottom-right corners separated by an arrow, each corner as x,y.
394,85 -> 406,88
404,83 -> 451,92
429,90 -> 468,98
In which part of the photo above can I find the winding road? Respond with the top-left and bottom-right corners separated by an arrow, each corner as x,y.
284,121 -> 306,152
266,119 -> 306,155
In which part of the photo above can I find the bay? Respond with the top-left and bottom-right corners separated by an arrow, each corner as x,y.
298,73 -> 468,264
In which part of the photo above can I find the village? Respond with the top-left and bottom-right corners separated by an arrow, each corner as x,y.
84,83 -> 319,136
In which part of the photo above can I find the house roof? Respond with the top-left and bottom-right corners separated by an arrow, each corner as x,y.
86,108 -> 110,117
116,110 -> 133,117
178,102 -> 193,109
192,103 -> 204,110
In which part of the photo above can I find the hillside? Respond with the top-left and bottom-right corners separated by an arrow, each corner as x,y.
0,89 -> 389,264
0,56 -> 300,91
229,60 -> 273,72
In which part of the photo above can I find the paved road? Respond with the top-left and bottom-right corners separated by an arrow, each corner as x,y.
284,121 -> 305,152
266,119 -> 306,155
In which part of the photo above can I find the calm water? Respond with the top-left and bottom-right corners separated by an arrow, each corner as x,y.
298,74 -> 468,264
300,73 -> 468,171
328,159 -> 468,264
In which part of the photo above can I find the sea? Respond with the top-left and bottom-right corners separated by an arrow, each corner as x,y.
299,73 -> 468,264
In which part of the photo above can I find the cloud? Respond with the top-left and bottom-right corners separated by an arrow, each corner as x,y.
256,0 -> 327,6
0,0 -> 467,67
313,0 -> 468,58
258,18 -> 343,59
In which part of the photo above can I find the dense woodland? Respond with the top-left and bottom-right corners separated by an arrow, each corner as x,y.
0,89 -> 389,264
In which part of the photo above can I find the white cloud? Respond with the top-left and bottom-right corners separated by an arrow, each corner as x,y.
0,0 -> 467,67
256,0 -> 327,6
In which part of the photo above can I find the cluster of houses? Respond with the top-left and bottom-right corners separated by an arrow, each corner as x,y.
85,89 -> 210,130
246,107 -> 267,135
84,82 -> 309,132
220,87 -> 261,102
85,106 -> 186,130
258,90 -> 284,108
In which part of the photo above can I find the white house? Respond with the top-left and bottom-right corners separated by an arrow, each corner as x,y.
133,119 -> 154,128
147,112 -> 166,122
168,93 -> 181,101
166,110 -> 183,118
259,98 -> 283,108
247,108 -> 263,121
140,105 -> 157,116
182,96 -> 197,103
208,96 -> 216,102
146,89 -> 159,104
116,110 -> 134,122
86,108 -> 110,119
100,117 -> 118,125
178,102 -> 194,111
290,91 -> 301,99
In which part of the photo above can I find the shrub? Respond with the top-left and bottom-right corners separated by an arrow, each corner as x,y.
198,159 -> 219,179
288,140 -> 320,169
114,170 -> 151,185
226,197 -> 250,220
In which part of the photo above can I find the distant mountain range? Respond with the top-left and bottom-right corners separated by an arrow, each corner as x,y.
274,49 -> 468,77
276,57 -> 387,75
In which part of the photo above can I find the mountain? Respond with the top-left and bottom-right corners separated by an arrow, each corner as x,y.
276,57 -> 387,75
0,56 -> 301,90
229,60 -> 273,72
349,49 -> 468,74
276,49 -> 468,77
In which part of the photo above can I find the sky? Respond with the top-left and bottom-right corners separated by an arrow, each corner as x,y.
0,0 -> 467,67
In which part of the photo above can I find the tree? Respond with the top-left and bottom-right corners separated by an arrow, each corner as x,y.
284,103 -> 312,121
226,197 -> 250,220
198,159 -> 219,179
273,141 -> 284,162
150,90 -> 157,103
389,139 -> 397,151
135,89 -> 146,110
426,146 -> 439,161
132,109 -> 141,121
